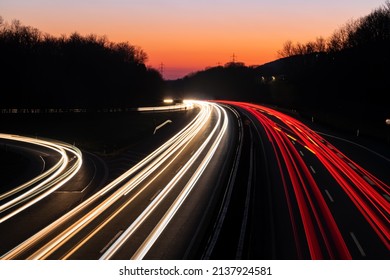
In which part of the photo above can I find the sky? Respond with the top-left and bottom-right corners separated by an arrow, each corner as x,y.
1,0 -> 386,79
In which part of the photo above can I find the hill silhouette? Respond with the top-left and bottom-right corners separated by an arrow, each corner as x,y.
169,2 -> 390,142
166,62 -> 259,102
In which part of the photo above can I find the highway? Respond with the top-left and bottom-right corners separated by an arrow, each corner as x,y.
214,101 -> 389,259
0,101 -> 388,260
1,101 -> 239,260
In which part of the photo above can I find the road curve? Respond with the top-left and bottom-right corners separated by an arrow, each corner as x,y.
1,101 -> 235,260
0,133 -> 83,224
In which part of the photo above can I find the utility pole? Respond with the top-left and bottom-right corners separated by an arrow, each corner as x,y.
231,53 -> 237,63
159,62 -> 164,77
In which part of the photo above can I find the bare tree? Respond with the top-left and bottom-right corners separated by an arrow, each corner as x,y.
348,4 -> 390,48
327,19 -> 358,52
314,37 -> 327,52
327,30 -> 344,52
134,46 -> 148,64
277,40 -> 294,58
304,41 -> 316,54
294,42 -> 307,55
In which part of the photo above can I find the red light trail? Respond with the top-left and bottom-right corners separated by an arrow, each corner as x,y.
219,101 -> 389,259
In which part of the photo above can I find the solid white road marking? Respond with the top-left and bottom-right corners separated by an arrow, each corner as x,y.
153,120 -> 172,134
39,156 -> 46,173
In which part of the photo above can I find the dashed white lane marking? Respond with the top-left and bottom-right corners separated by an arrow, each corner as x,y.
309,165 -> 316,174
350,232 -> 366,257
324,189 -> 334,202
175,165 -> 183,174
299,151 -> 304,157
150,189 -> 162,201
363,175 -> 375,186
100,230 -> 124,254
348,162 -> 357,170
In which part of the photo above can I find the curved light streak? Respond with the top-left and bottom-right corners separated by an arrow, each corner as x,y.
1,101 -> 226,260
219,101 -> 389,258
104,103 -> 228,260
0,134 -> 83,223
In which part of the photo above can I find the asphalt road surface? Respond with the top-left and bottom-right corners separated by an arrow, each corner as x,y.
1,101 -> 388,260
1,101 -> 238,260
215,101 -> 389,259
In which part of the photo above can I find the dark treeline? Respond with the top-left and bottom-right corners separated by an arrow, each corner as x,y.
277,2 -> 390,56
170,2 -> 390,141
266,2 -> 390,121
0,17 -> 164,109
167,62 -> 259,101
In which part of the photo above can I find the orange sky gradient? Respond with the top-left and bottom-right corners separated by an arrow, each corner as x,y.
1,1 -> 386,79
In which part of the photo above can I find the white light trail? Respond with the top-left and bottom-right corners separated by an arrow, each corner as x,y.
100,102 -> 226,259
1,101 -> 222,260
130,104 -> 229,260
137,101 -> 194,112
0,134 -> 83,223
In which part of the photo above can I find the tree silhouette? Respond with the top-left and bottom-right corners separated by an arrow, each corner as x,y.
278,2 -> 390,56
0,18 -> 163,109
170,2 -> 390,142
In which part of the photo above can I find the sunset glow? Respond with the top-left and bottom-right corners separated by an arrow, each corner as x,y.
1,0 -> 385,79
